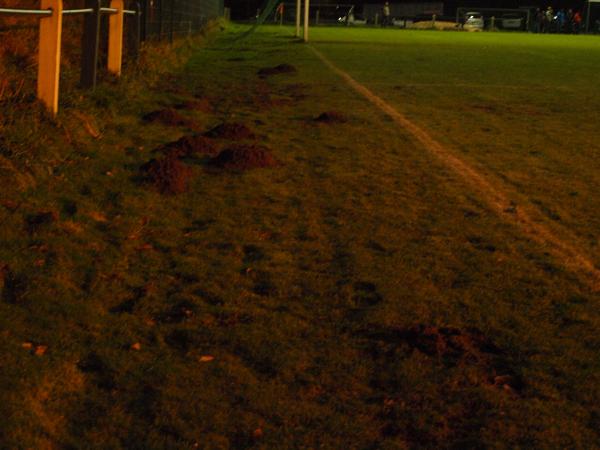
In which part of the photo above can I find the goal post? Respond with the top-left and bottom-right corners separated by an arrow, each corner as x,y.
303,0 -> 310,41
295,0 -> 301,37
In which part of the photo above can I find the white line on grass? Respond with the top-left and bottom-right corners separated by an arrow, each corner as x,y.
309,45 -> 600,292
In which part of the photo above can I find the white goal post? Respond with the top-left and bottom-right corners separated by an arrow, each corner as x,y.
294,0 -> 310,41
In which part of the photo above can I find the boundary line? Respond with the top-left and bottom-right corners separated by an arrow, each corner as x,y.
308,44 -> 600,292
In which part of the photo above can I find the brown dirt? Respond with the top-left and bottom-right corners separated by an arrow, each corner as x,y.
203,122 -> 255,140
315,111 -> 348,123
257,63 -> 297,77
142,108 -> 194,127
141,154 -> 192,194
158,134 -> 218,159
209,144 -> 279,171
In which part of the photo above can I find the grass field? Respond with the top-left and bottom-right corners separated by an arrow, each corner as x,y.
1,24 -> 600,448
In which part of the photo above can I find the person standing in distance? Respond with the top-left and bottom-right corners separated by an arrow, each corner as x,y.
382,2 -> 391,27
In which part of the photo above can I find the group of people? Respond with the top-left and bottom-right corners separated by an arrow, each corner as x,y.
533,7 -> 583,33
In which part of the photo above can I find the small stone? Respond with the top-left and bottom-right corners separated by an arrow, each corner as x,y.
34,345 -> 48,356
88,211 -> 108,222
131,342 -> 142,351
253,428 -> 263,439
22,342 -> 33,349
199,355 -> 214,362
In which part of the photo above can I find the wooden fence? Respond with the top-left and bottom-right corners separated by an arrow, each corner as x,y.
1,0 -> 141,115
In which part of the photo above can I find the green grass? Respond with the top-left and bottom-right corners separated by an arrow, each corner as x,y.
1,24 -> 600,449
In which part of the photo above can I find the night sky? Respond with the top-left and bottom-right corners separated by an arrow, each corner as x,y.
227,0 -> 591,21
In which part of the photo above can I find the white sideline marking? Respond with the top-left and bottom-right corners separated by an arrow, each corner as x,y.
309,45 -> 600,292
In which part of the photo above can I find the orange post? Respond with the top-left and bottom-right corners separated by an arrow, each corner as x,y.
107,0 -> 124,76
37,0 -> 63,115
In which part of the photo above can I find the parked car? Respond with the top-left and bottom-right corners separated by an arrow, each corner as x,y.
463,11 -> 484,31
392,18 -> 413,28
501,13 -> 523,29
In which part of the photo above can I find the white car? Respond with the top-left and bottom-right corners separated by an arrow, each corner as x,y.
463,12 -> 484,31
501,14 -> 523,29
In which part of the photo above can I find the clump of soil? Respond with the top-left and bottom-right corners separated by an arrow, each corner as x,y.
159,134 -> 218,159
173,97 -> 213,113
257,63 -> 297,77
25,210 -> 58,233
203,122 -> 255,140
315,111 -> 347,123
364,324 -> 523,393
142,108 -> 193,127
141,154 -> 192,194
209,144 -> 278,171
396,325 -> 502,359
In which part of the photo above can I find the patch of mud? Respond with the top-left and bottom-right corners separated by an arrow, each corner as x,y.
314,111 -> 348,123
209,144 -> 279,171
203,122 -> 255,140
363,324 -> 523,393
142,108 -> 194,127
141,155 -> 192,194
25,210 -> 58,234
158,134 -> 218,159
257,63 -> 297,77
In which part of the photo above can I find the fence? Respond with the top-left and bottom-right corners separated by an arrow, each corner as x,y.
141,0 -> 223,41
0,0 -> 223,115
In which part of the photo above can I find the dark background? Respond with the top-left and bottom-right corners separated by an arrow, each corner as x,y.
226,0 -> 590,21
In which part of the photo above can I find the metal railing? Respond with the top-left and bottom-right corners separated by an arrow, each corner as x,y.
1,0 -> 224,115
141,0 -> 223,42
0,7 -> 52,14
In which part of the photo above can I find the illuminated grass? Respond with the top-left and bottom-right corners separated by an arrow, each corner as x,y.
0,24 -> 599,448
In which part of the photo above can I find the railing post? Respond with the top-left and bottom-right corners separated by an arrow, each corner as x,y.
37,0 -> 63,115
80,0 -> 101,88
108,0 -> 124,76
127,2 -> 142,59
